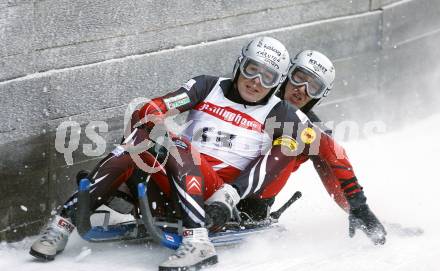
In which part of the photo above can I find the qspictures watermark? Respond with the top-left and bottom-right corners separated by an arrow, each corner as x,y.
55,120 -> 108,165
54,98 -> 387,170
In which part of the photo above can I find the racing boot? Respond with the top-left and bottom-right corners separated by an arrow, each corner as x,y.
205,184 -> 240,232
29,215 -> 75,261
158,227 -> 218,271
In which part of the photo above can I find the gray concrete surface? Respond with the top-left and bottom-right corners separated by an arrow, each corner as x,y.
1,0 -> 439,241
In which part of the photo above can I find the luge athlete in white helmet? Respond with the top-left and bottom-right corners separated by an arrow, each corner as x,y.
214,50 -> 387,246
30,36 -> 293,271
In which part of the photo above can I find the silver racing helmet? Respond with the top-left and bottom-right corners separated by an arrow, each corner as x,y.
233,37 -> 290,91
288,50 -> 336,99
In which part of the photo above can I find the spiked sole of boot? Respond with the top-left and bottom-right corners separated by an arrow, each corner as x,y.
158,255 -> 218,271
29,248 -> 64,261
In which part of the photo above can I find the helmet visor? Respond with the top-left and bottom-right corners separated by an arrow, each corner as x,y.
239,58 -> 281,89
288,66 -> 326,98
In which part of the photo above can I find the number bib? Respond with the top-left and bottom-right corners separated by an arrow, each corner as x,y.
182,78 -> 280,170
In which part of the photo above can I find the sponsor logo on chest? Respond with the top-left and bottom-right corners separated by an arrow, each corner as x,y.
195,101 -> 263,132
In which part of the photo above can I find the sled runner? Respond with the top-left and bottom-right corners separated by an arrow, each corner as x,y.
75,178 -> 302,249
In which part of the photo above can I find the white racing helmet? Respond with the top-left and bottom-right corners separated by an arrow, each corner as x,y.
288,50 -> 335,99
233,37 -> 290,91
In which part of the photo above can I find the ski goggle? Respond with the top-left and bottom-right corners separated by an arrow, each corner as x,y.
288,66 -> 327,98
239,58 -> 282,89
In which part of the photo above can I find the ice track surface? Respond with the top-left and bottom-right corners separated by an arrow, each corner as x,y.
1,114 -> 439,271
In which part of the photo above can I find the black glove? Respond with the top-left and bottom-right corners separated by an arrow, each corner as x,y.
205,203 -> 230,233
349,204 -> 387,245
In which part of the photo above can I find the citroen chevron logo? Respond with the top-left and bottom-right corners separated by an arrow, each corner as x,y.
186,175 -> 202,195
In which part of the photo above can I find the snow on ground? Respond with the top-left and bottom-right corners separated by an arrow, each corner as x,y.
1,113 -> 439,271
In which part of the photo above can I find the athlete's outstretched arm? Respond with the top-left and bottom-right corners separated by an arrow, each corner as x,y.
310,125 -> 386,245
311,133 -> 365,210
134,75 -> 221,127
310,156 -> 349,211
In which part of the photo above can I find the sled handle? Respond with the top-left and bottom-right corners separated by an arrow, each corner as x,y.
270,191 -> 302,220
77,178 -> 92,236
137,182 -> 182,249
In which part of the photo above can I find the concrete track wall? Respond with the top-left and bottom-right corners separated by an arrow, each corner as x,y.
1,0 -> 439,241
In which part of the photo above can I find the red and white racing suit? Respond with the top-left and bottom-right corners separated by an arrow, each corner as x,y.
254,111 -> 363,212
62,75 -> 366,230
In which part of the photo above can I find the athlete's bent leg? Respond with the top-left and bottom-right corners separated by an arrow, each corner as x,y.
30,128 -> 156,260
158,135 -> 221,271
